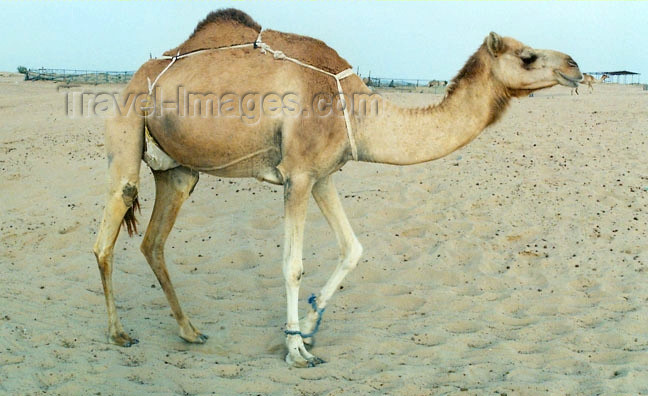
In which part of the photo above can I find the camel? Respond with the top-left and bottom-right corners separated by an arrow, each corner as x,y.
572,73 -> 608,95
92,9 -> 582,367
427,79 -> 448,88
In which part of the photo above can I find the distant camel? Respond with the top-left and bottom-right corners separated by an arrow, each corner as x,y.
93,9 -> 581,367
427,80 -> 448,88
572,73 -> 609,95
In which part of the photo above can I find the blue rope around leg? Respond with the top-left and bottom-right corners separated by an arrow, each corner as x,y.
284,293 -> 325,338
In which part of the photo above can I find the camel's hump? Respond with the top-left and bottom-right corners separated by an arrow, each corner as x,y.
163,9 -> 351,75
262,30 -> 351,75
163,9 -> 261,56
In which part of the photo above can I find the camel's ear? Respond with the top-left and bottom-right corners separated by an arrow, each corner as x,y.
486,32 -> 504,57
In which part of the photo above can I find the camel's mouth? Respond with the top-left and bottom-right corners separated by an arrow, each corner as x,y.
555,70 -> 581,88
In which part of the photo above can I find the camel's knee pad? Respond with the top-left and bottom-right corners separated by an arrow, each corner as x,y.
122,183 -> 138,208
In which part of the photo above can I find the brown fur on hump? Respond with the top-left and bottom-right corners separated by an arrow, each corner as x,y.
164,9 -> 261,56
192,8 -> 261,36
162,10 -> 351,74
262,30 -> 351,75
445,43 -> 511,126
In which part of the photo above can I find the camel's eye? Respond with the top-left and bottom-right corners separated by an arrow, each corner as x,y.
521,54 -> 537,65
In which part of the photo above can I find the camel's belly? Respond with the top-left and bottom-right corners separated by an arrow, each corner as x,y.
146,114 -> 284,182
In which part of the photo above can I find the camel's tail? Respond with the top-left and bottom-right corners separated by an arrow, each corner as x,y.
122,197 -> 140,237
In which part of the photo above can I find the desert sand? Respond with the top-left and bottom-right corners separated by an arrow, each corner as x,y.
1,72 -> 648,395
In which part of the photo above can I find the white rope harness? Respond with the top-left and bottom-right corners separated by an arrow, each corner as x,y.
146,32 -> 358,163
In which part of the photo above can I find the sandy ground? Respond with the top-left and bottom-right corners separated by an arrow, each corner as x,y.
1,72 -> 648,395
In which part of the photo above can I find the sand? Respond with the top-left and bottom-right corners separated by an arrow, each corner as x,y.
1,72 -> 648,395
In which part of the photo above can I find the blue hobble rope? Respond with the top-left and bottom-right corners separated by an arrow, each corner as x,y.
284,293 -> 326,338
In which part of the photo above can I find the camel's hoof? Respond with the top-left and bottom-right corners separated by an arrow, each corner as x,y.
285,349 -> 325,368
286,354 -> 324,368
180,333 -> 208,344
179,321 -> 208,344
285,332 -> 323,368
111,332 -> 139,347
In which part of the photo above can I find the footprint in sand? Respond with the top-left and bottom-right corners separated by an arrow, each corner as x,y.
493,301 -> 538,328
444,320 -> 482,334
400,226 -> 427,238
511,340 -> 545,355
412,332 -> 446,347
465,333 -> 497,349
382,294 -> 427,312
548,358 -> 590,375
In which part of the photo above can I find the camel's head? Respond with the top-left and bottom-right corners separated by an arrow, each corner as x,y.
484,32 -> 582,94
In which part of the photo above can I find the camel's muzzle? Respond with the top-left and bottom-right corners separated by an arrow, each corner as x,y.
555,70 -> 582,88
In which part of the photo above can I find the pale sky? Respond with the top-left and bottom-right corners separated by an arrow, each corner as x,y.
1,1 -> 646,81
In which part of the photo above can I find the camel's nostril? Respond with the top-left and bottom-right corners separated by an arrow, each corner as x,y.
567,57 -> 579,68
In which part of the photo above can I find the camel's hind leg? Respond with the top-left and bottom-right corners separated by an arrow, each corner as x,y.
94,191 -> 139,346
140,166 -> 206,343
93,115 -> 143,347
300,175 -> 362,344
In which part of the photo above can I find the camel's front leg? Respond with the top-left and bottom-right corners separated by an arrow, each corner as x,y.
282,175 -> 323,367
300,175 -> 362,344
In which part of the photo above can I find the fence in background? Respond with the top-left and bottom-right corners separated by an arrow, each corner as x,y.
22,67 -> 456,91
24,68 -> 134,84
362,76 -> 448,94
20,68 -> 645,89
364,76 -> 447,88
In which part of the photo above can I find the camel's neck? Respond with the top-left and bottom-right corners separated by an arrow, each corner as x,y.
354,51 -> 511,165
